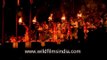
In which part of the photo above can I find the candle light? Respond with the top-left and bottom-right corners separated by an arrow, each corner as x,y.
77,11 -> 82,18
18,17 -> 23,24
32,16 -> 37,24
61,14 -> 66,21
77,13 -> 82,18
48,13 -> 53,21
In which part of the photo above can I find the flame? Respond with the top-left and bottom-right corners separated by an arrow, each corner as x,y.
32,16 -> 37,24
77,13 -> 82,18
18,17 -> 23,24
48,13 -> 53,21
48,17 -> 52,21
10,36 -> 16,43
13,42 -> 18,48
61,15 -> 66,21
38,26 -> 43,31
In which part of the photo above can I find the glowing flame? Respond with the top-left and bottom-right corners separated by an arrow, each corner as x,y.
32,16 -> 37,24
61,15 -> 66,21
18,17 -> 23,24
48,13 -> 53,21
38,26 -> 43,31
77,13 -> 82,18
48,17 -> 52,21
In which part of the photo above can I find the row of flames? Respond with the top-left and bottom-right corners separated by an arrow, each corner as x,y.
18,13 -> 82,24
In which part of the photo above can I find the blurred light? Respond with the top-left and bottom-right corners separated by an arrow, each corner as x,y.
38,26 -> 43,31
32,16 -> 37,24
77,11 -> 82,18
5,41 -> 9,43
48,13 -> 53,21
61,15 -> 66,21
77,13 -> 82,18
41,42 -> 45,47
25,42 -> 31,48
18,17 -> 23,24
13,42 -> 18,48
30,0 -> 33,5
0,43 -> 1,45
17,0 -> 20,6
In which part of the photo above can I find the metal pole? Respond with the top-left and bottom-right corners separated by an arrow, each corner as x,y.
29,9 -> 32,31
16,14 -> 18,40
2,8 -> 4,45
16,0 -> 20,40
29,0 -> 33,41
29,0 -> 33,27
2,0 -> 5,45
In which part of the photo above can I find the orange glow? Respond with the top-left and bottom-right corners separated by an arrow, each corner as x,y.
48,17 -> 52,21
32,16 -> 37,24
38,26 -> 43,31
53,24 -> 57,42
18,17 -> 23,24
23,24 -> 29,42
10,36 -> 16,43
24,33 -> 29,42
60,34 -> 64,39
17,0 -> 20,6
41,42 -> 45,47
77,13 -> 82,18
48,13 -> 53,21
61,15 -> 66,21
13,42 -> 18,48
25,42 -> 31,48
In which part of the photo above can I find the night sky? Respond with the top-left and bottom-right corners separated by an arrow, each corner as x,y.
1,0 -> 107,40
